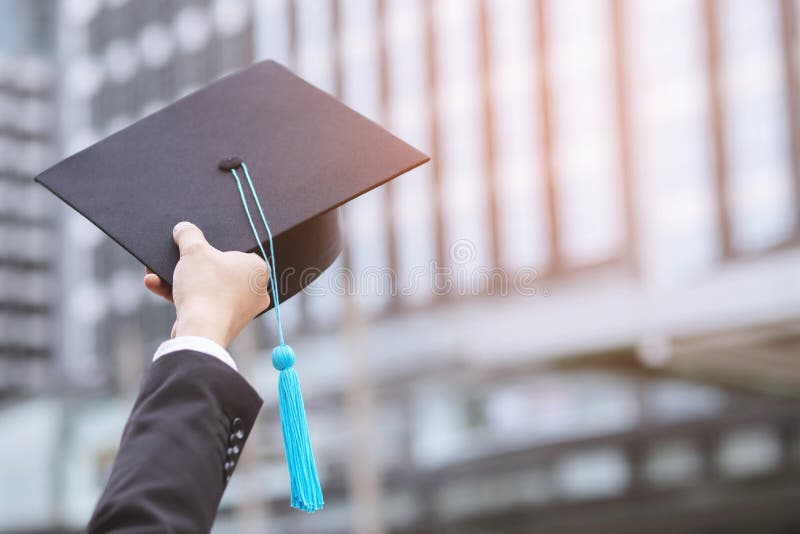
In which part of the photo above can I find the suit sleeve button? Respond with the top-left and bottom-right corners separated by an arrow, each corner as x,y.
230,418 -> 245,441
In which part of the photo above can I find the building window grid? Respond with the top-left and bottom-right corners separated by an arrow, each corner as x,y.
0,55 -> 54,365
248,0 -> 800,327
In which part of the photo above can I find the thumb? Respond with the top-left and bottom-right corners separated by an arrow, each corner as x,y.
173,221 -> 208,256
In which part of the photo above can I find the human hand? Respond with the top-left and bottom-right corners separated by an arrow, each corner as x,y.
143,221 -> 271,348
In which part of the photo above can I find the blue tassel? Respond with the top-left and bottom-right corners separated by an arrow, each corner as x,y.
229,162 -> 324,512
273,344 -> 324,512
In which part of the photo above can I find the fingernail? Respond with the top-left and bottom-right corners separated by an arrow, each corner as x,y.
173,221 -> 191,236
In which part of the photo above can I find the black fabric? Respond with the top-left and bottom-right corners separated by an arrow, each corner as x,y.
88,350 -> 263,533
34,60 -> 429,308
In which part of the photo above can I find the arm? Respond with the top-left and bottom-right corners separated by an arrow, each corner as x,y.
88,222 -> 271,533
88,350 -> 262,533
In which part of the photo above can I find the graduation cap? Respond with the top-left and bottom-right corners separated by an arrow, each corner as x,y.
35,60 -> 429,512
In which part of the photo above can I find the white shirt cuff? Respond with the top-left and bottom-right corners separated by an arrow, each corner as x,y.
153,336 -> 238,372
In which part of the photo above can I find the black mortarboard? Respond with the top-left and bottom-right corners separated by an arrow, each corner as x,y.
35,59 -> 429,513
35,60 -> 429,307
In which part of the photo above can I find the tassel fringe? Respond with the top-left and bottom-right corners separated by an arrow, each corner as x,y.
274,345 -> 324,512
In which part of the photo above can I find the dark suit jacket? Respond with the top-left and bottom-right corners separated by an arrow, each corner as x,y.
88,350 -> 263,533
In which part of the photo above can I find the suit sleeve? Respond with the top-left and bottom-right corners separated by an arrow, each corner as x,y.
88,350 -> 263,534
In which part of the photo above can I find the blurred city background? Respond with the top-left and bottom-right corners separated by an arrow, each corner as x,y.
1,0 -> 800,532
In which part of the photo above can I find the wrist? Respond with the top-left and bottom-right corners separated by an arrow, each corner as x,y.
174,310 -> 234,348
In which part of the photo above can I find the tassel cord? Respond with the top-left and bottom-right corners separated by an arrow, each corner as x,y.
230,164 -> 285,345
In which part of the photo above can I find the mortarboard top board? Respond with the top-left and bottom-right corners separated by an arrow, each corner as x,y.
35,60 -> 429,310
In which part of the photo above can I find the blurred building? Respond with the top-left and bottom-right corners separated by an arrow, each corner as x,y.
1,0 -> 257,528
1,0 -> 800,533
237,1 -> 800,533
0,1 -> 57,396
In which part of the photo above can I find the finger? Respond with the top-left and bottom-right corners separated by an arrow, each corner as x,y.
144,273 -> 174,302
145,266 -> 154,275
173,221 -> 208,256
144,273 -> 173,301
171,320 -> 177,339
